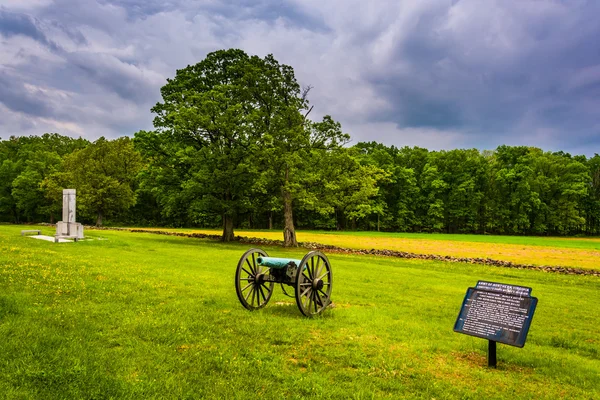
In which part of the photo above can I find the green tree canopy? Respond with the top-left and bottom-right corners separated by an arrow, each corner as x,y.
0,134 -> 89,223
45,137 -> 142,226
136,49 -> 351,244
136,49 -> 264,241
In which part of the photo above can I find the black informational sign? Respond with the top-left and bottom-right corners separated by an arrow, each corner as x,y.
454,281 -> 538,348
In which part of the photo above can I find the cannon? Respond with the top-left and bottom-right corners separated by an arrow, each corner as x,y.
234,248 -> 333,317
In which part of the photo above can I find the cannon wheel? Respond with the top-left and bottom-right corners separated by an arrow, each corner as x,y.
295,251 -> 333,317
235,248 -> 274,310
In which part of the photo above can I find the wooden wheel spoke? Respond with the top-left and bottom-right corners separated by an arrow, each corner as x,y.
246,259 -> 255,275
307,290 -> 313,311
241,267 -> 253,277
253,254 -> 261,274
314,290 -> 323,306
241,282 -> 253,292
317,270 -> 329,280
258,285 -> 266,303
244,286 -> 254,302
261,283 -> 272,295
301,286 -> 311,298
315,258 -> 322,279
307,259 -> 314,280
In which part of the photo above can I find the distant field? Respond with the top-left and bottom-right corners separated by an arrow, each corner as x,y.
134,228 -> 600,270
1,225 -> 598,399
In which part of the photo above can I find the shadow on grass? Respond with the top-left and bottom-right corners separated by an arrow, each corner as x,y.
259,301 -> 336,320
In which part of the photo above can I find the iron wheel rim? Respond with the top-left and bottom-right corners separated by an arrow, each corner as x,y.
295,251 -> 333,317
235,248 -> 274,310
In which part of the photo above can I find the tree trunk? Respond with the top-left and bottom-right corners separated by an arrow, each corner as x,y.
268,211 -> 273,230
96,210 -> 103,227
282,167 -> 297,247
222,214 -> 235,242
283,191 -> 297,246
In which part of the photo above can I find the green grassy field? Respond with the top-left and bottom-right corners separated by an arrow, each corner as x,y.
145,227 -> 600,250
131,227 -> 600,270
1,225 -> 599,399
302,230 -> 600,250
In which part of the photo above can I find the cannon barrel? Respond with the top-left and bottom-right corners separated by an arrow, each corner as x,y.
256,256 -> 303,269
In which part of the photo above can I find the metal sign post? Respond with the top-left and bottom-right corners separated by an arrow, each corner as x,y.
488,340 -> 497,368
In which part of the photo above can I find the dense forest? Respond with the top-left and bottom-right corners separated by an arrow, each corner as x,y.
1,49 -> 599,241
2,133 -> 599,238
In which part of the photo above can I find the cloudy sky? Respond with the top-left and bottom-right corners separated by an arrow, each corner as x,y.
1,0 -> 599,155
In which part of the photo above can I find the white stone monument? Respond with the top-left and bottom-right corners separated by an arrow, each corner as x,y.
55,189 -> 84,242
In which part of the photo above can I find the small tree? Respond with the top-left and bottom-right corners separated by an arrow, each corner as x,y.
12,151 -> 62,222
45,137 -> 142,226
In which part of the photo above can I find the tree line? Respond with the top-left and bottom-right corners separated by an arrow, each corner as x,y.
2,134 -> 600,238
1,49 -> 599,242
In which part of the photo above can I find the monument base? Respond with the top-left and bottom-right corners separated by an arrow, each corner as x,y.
55,221 -> 84,241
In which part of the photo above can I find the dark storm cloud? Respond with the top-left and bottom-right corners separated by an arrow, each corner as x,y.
1,0 -> 599,154
0,9 -> 61,51
359,0 -> 600,149
49,20 -> 88,46
0,70 -> 54,117
98,0 -> 328,31
66,51 -> 160,102
202,0 -> 329,31
97,0 -> 176,19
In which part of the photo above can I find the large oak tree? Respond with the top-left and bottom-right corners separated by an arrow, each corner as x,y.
137,49 -> 349,244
